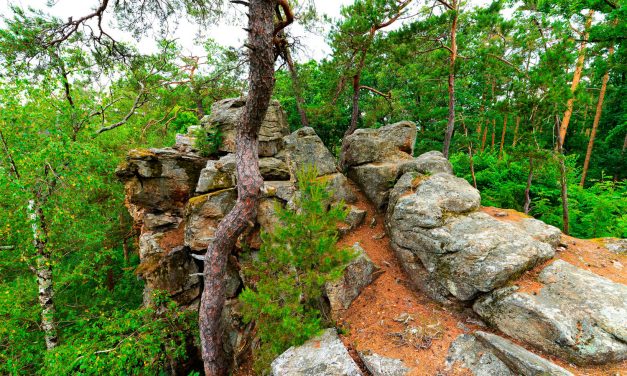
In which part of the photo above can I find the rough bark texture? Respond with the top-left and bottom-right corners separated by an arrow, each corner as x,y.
557,11 -> 593,148
580,44 -> 612,187
29,200 -> 58,350
199,1 -> 276,374
442,0 -> 459,159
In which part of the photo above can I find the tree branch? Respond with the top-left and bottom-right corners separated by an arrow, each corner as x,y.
0,128 -> 21,180
360,85 -> 392,99
95,83 -> 147,135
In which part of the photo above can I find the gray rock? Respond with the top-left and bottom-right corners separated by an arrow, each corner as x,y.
184,189 -> 237,251
387,173 -> 554,301
343,121 -> 416,167
474,260 -> 627,365
257,198 -> 282,232
400,151 -> 453,175
348,162 -> 405,210
513,217 -> 562,248
321,172 -> 357,204
284,127 -> 338,177
602,238 -> 627,254
474,331 -> 573,376
344,205 -> 367,231
174,133 -> 197,153
202,97 -> 289,156
116,148 -> 207,214
325,243 -> 380,312
271,328 -> 362,376
263,180 -> 297,202
143,213 -> 182,230
196,154 -> 236,194
260,157 -> 290,180
446,333 -> 515,376
140,246 -> 200,306
358,351 -> 409,376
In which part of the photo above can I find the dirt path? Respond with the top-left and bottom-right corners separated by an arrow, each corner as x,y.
337,189 -> 478,375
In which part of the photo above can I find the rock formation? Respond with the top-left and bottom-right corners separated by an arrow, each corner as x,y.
117,99 -> 627,375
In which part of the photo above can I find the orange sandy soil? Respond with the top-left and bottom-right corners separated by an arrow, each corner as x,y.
336,189 -> 481,376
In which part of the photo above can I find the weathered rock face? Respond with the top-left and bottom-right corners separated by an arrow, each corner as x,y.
325,243 -> 380,313
387,170 -> 554,301
201,97 -> 290,157
446,331 -> 573,376
358,351 -> 409,376
271,329 -> 363,376
474,260 -> 627,365
343,122 -> 417,210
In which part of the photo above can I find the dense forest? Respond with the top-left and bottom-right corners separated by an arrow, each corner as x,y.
0,0 -> 625,375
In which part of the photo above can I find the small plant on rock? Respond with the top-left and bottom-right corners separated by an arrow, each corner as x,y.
239,166 -> 354,372
193,126 -> 222,157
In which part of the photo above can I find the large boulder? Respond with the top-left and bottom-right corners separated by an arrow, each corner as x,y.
196,154 -> 236,194
474,260 -> 627,365
343,121 -> 416,167
325,243 -> 380,313
343,122 -> 417,210
201,97 -> 289,157
271,329 -> 362,376
446,331 -> 573,376
283,127 -> 338,177
399,150 -> 453,175
387,172 -> 554,301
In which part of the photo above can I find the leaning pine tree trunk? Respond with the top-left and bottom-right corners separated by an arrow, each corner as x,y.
580,44 -> 613,187
29,199 -> 58,350
442,0 -> 459,159
199,0 -> 279,374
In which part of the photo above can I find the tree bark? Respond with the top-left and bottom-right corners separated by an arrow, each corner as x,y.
524,157 -> 533,214
199,1 -> 277,374
580,44 -> 613,187
29,199 -> 58,350
512,116 -> 520,147
557,10 -> 593,148
499,114 -> 507,159
491,119 -> 496,149
442,0 -> 459,159
481,124 -> 488,152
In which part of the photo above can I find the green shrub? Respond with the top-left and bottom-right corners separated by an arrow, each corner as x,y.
43,291 -> 198,376
239,166 -> 354,373
193,126 -> 222,157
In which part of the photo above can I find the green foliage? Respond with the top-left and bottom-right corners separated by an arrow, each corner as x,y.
239,167 -> 354,373
193,126 -> 223,157
172,111 -> 200,134
451,151 -> 627,238
44,291 -> 198,376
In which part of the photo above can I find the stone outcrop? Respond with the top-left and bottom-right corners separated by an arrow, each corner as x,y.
386,170 -> 555,302
271,329 -> 363,376
201,97 -> 289,156
344,121 -> 416,210
446,331 -> 573,376
474,260 -> 627,365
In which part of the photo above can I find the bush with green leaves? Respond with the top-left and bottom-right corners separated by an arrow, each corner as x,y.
239,166 -> 354,372
193,126 -> 223,157
43,291 -> 198,376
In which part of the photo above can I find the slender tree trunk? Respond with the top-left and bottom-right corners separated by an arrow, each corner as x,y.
557,10 -> 593,148
580,44 -> 613,187
524,157 -> 533,214
461,118 -> 477,188
199,1 -> 276,374
285,49 -> 309,128
442,0 -> 459,159
481,124 -> 488,152
512,116 -> 520,147
499,114 -> 508,159
29,200 -> 58,350
491,119 -> 496,149
558,154 -> 569,235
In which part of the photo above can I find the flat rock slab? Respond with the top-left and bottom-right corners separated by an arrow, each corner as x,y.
358,351 -> 409,376
446,331 -> 573,376
271,329 -> 362,376
474,260 -> 627,365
